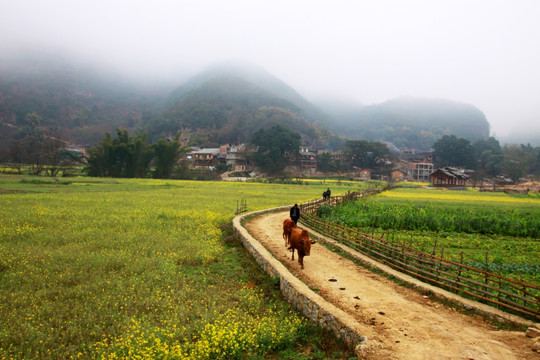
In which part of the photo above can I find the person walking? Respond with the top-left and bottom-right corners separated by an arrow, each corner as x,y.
323,187 -> 331,200
290,203 -> 300,225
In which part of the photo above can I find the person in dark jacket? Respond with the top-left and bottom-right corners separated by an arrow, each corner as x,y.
290,203 -> 300,225
323,187 -> 331,200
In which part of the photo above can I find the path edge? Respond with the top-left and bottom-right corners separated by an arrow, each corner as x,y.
304,222 -> 538,329
233,206 -> 367,357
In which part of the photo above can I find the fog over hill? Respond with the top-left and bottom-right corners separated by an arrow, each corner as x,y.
0,53 -> 173,146
0,54 -> 502,151
315,96 -> 491,150
166,60 -> 332,126
1,1 -> 539,147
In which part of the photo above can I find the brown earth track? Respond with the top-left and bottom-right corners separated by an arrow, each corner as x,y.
244,210 -> 539,360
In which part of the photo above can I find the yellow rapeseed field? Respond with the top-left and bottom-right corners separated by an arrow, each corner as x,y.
379,187 -> 540,205
0,175 -> 364,359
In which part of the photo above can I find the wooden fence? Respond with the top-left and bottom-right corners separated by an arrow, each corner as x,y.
235,198 -> 248,215
299,190 -> 540,321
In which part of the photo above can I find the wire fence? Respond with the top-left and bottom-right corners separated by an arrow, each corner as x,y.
299,189 -> 540,321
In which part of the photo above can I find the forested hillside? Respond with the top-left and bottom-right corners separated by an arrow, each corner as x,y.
316,96 -> 490,149
166,60 -> 332,125
154,75 -> 334,147
0,53 -> 169,147
1,53 -> 493,153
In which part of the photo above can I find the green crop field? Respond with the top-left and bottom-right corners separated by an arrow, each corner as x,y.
0,175 -> 372,360
317,187 -> 540,284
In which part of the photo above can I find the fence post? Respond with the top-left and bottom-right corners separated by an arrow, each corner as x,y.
437,247 -> 445,283
298,187 -> 540,320
458,252 -> 464,281
520,273 -> 526,307
497,264 -> 502,310
484,251 -> 489,304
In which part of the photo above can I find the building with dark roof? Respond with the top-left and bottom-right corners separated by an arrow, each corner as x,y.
430,167 -> 469,187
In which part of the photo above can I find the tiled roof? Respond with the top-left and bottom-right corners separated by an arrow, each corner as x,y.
432,167 -> 468,179
191,148 -> 220,155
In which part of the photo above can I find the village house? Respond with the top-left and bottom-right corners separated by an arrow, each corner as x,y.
430,167 -> 469,187
398,148 -> 434,182
218,144 -> 250,171
400,148 -> 433,163
189,148 -> 220,169
357,169 -> 372,181
391,170 -> 405,182
406,162 -> 434,182
287,146 -> 317,175
64,144 -> 87,162
317,149 -> 345,161
188,145 -> 251,171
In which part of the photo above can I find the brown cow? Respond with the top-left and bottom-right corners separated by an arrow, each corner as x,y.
282,218 -> 296,247
288,228 -> 312,269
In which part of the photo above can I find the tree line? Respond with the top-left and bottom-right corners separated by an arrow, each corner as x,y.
433,135 -> 540,181
1,121 -> 194,179
1,114 -> 82,176
84,130 -> 191,179
250,125 -> 393,176
2,121 -> 539,182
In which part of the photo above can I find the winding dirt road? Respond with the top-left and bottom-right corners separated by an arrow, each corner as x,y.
244,210 -> 539,360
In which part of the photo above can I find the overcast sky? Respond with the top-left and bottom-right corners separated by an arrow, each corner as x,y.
1,0 -> 539,139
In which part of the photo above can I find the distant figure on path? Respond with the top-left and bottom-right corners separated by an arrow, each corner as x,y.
323,187 -> 331,200
290,203 -> 300,225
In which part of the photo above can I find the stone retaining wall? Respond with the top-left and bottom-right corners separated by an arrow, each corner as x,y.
233,207 -> 366,355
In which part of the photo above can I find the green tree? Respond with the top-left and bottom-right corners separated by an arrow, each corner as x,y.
473,137 -> 504,177
535,147 -> 540,175
127,132 -> 153,178
85,129 -> 153,178
520,143 -> 540,176
85,133 -> 112,177
251,124 -> 301,175
501,143 -> 540,181
316,152 -> 337,173
7,125 -> 81,176
41,136 -> 79,177
433,135 -> 476,168
342,140 -> 390,170
152,132 -> 191,179
9,121 -> 49,175
503,144 -> 528,182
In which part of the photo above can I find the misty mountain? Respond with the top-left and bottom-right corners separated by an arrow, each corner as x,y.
155,61 -> 341,147
167,60 -> 332,125
0,53 -> 171,146
315,96 -> 490,149
0,55 -> 341,150
1,52 -> 494,153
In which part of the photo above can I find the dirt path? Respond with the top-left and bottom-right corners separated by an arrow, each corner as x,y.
244,211 -> 538,360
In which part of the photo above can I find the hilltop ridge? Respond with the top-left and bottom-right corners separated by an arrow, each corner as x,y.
1,53 -> 493,152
